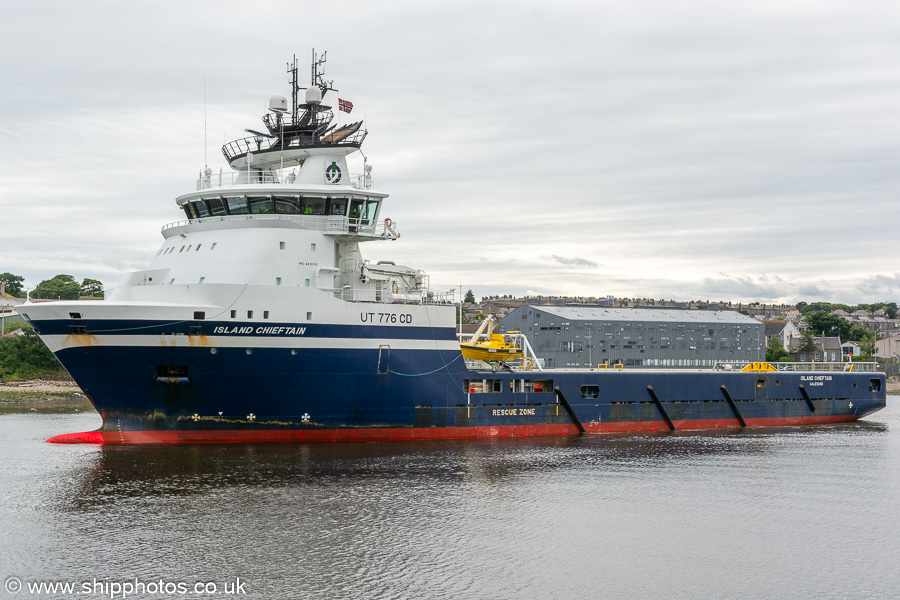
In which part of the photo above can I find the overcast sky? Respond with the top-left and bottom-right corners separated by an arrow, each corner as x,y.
2,1 -> 899,304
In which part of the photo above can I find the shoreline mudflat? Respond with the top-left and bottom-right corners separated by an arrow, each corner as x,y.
0,378 -> 85,401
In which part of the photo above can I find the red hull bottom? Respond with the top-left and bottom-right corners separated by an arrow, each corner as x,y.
47,415 -> 863,444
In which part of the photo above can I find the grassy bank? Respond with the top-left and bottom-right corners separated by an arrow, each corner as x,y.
0,325 -> 68,381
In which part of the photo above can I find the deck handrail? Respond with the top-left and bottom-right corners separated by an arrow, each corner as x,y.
162,214 -> 398,238
196,166 -> 373,190
714,361 -> 880,373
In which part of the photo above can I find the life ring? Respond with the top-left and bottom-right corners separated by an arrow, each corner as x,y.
385,218 -> 392,228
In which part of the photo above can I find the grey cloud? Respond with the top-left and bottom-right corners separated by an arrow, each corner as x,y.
797,285 -> 829,298
544,255 -> 600,268
698,276 -> 782,299
857,273 -> 900,297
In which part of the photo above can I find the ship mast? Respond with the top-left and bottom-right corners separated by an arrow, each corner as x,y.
224,51 -> 365,171
287,55 -> 299,125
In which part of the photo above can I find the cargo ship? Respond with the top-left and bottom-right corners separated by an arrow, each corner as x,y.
18,52 -> 886,443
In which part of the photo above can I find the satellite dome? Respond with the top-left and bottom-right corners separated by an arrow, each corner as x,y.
305,87 -> 322,105
269,94 -> 288,112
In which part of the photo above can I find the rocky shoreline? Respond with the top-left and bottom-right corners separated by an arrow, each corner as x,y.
0,378 -> 85,401
888,377 -> 900,394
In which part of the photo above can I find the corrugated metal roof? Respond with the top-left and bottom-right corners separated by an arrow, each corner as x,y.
526,305 -> 761,325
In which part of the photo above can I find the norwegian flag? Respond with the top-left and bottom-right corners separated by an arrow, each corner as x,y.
338,98 -> 353,113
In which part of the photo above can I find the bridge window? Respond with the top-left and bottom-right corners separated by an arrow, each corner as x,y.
327,197 -> 348,216
208,197 -> 228,216
191,201 -> 210,217
350,199 -> 380,225
226,196 -> 249,214
298,196 -> 326,215
249,196 -> 274,214
274,196 -> 301,214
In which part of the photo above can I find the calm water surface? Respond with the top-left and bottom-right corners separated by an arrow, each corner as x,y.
1,397 -> 899,599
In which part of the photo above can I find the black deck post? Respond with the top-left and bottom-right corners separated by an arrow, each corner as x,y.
646,385 -> 676,431
798,385 -> 816,413
554,386 -> 586,434
719,385 -> 748,428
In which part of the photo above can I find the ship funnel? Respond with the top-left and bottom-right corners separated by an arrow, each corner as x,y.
269,94 -> 288,112
305,86 -> 322,105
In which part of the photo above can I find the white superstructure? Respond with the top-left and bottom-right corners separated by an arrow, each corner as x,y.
24,50 -> 456,355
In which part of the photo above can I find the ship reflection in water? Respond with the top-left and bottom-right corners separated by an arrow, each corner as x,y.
2,403 -> 900,599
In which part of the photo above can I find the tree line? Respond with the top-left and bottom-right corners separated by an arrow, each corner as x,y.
762,300 -> 890,363
0,272 -> 103,299
797,301 -> 898,319
0,325 -> 65,380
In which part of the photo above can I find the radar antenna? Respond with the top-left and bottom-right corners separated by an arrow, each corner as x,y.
311,49 -> 332,94
287,54 -> 300,124
286,50 -> 334,125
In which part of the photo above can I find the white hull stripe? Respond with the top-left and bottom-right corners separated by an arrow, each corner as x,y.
45,334 -> 461,353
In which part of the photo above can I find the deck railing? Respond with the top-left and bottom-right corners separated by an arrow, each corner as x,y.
196,167 -> 373,190
162,214 -> 398,238
327,287 -> 454,305
714,361 -> 880,373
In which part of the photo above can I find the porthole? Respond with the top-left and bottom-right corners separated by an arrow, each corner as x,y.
291,349 -> 298,356
246,348 -> 253,355
210,348 -> 218,354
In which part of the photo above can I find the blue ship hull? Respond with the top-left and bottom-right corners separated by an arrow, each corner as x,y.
34,318 -> 887,444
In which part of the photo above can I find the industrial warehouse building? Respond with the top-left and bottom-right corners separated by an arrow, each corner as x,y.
499,305 -> 765,369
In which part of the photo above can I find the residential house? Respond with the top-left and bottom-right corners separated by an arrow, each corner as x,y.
766,320 -> 801,351
842,341 -> 861,359
789,335 -> 842,363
